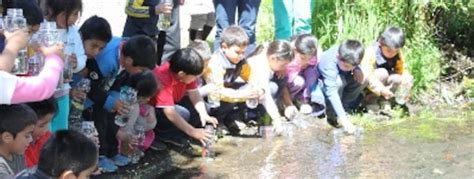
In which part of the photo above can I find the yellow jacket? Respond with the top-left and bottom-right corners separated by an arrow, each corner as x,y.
361,44 -> 406,96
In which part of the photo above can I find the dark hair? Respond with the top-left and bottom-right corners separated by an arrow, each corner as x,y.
188,39 -> 212,61
292,34 -> 319,57
378,26 -> 405,49
248,40 -> 293,61
128,70 -> 158,98
220,25 -> 249,48
79,15 -> 112,43
46,0 -> 82,26
12,0 -> 44,26
338,40 -> 365,66
122,35 -> 157,70
169,48 -> 204,75
25,97 -> 58,119
37,130 -> 97,177
0,104 -> 37,138
267,40 -> 293,61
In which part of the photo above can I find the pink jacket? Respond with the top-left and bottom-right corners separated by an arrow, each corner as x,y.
0,54 -> 63,104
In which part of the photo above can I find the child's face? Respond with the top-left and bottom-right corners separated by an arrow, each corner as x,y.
268,55 -> 290,72
337,55 -> 356,72
178,72 -> 199,84
120,56 -> 147,74
61,161 -> 98,179
84,39 -> 107,59
138,96 -> 152,104
33,114 -> 53,141
56,10 -> 80,28
380,45 -> 400,59
10,125 -> 35,155
222,44 -> 246,64
295,51 -> 313,69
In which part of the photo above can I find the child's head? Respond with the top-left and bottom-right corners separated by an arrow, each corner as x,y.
37,130 -> 98,178
169,48 -> 204,84
378,26 -> 405,59
128,70 -> 159,104
121,35 -> 157,74
292,34 -> 319,68
26,97 -> 58,141
0,104 -> 37,155
337,39 -> 365,72
12,0 -> 44,33
220,26 -> 249,64
46,0 -> 83,28
79,15 -> 112,59
266,40 -> 293,72
189,39 -> 212,65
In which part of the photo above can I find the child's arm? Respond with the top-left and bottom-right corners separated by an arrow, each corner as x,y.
187,89 -> 218,127
10,54 -> 64,104
72,27 -> 86,73
319,60 -> 347,120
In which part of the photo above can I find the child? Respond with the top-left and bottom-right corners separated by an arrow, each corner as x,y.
361,26 -> 414,113
151,47 -> 218,147
310,40 -> 365,134
0,104 -> 37,178
68,15 -> 113,130
24,98 -> 58,168
246,40 -> 294,134
0,43 -> 64,105
94,35 -> 157,172
188,0 -> 215,41
282,34 -> 322,119
45,0 -> 86,132
116,70 -> 158,164
201,26 -> 254,135
16,130 -> 98,179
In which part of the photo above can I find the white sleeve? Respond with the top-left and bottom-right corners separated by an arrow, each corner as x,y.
71,26 -> 87,73
0,71 -> 17,104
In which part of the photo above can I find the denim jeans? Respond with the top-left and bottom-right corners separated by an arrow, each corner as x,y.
214,0 -> 261,56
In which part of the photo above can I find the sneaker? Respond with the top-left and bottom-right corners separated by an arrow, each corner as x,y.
150,140 -> 167,151
98,156 -> 118,173
111,154 -> 130,167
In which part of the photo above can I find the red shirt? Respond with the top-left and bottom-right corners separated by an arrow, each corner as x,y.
151,62 -> 198,107
24,131 -> 51,168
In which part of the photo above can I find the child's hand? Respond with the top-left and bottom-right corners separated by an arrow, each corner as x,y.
40,43 -> 65,59
189,128 -> 212,146
70,88 -> 87,101
200,114 -> 218,127
113,100 -> 130,115
68,54 -> 78,70
4,29 -> 30,51
381,86 -> 394,99
155,3 -> 172,14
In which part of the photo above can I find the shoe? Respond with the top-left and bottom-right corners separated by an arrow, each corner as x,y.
327,117 -> 342,128
224,119 -> 241,136
150,140 -> 167,151
98,156 -> 118,173
111,154 -> 130,167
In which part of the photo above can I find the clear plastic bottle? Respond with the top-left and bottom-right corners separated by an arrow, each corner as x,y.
115,86 -> 138,127
157,0 -> 173,31
202,124 -> 216,161
69,78 -> 91,131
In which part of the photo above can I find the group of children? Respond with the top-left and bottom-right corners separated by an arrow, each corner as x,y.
0,0 -> 414,178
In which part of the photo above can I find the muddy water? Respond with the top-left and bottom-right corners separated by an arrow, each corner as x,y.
162,117 -> 473,178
